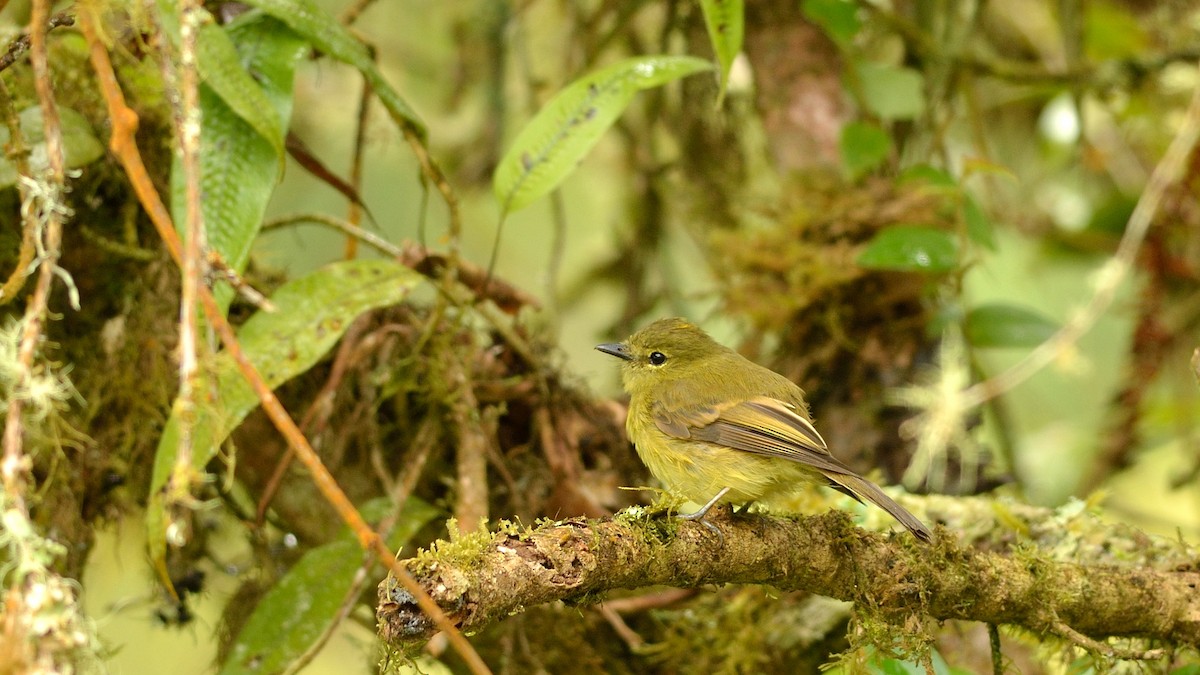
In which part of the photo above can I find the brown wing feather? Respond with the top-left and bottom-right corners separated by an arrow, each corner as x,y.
654,395 -> 934,542
653,396 -> 854,476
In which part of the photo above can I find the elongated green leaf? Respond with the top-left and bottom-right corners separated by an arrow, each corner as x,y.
857,226 -> 958,272
840,120 -> 891,180
699,0 -> 744,104
494,55 -> 714,212
965,303 -> 1060,348
146,260 -> 424,571
195,22 -> 284,155
171,15 -> 307,311
962,194 -> 996,249
0,106 -> 103,188
220,497 -> 440,675
153,2 -> 283,155
237,0 -> 424,136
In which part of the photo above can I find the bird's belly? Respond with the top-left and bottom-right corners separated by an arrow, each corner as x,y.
636,437 -> 808,506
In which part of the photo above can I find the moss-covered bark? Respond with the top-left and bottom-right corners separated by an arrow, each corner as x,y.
378,501 -> 1200,651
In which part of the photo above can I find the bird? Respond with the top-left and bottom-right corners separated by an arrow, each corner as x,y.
596,317 -> 932,542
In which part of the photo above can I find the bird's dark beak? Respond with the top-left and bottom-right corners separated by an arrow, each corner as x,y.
595,342 -> 633,361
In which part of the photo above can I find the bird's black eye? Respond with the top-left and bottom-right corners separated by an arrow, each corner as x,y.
648,351 -> 667,365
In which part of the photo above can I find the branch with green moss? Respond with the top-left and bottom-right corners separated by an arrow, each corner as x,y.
377,497 -> 1200,654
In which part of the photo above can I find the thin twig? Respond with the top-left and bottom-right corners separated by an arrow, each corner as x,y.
596,603 -> 644,651
988,623 -> 1002,675
0,11 -> 74,74
168,0 -> 206,540
2,0 -> 69,513
342,79 -> 372,259
1053,620 -> 1165,662
0,78 -> 37,304
79,13 -> 490,673
600,588 -> 697,613
962,64 -> 1200,409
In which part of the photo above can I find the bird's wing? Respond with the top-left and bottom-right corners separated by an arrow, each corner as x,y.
653,395 -> 854,477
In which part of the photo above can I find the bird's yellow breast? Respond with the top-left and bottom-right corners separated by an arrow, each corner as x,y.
626,401 -> 817,506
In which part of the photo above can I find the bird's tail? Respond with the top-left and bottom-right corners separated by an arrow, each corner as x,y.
826,473 -> 933,543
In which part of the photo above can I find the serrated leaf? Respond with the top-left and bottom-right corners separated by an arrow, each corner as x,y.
238,0 -> 424,137
171,15 -> 307,311
220,496 -> 440,675
0,106 -> 103,188
802,0 -> 860,46
146,260 -> 424,573
854,60 -> 925,120
699,0 -> 744,104
839,120 -> 891,180
965,303 -> 1060,348
494,55 -> 713,212
857,226 -> 957,272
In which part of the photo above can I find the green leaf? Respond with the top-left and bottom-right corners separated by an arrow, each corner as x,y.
220,496 -> 440,675
857,226 -> 958,272
965,303 -> 1060,348
1085,194 -> 1136,236
699,0 -> 744,104
146,260 -> 424,573
869,650 -> 956,675
899,164 -> 956,188
0,106 -> 103,188
171,15 -> 307,310
238,0 -> 425,136
1169,666 -> 1200,675
854,60 -> 925,120
195,22 -> 284,155
839,121 -> 891,180
494,56 -> 712,212
802,0 -> 860,46
963,194 -> 996,249
1085,0 -> 1146,61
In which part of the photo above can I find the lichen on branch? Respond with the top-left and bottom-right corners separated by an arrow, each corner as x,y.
377,500 -> 1200,653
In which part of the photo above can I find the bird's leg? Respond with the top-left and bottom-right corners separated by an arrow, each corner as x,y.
677,487 -> 731,540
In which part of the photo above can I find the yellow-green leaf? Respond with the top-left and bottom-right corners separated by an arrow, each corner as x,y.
195,22 -> 284,155
494,55 -> 714,212
171,15 -> 307,311
699,0 -> 744,104
146,260 -> 424,573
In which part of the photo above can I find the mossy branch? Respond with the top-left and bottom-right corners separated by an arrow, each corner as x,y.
377,501 -> 1200,651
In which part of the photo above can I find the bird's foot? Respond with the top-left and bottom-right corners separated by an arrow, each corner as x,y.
675,487 -> 731,543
